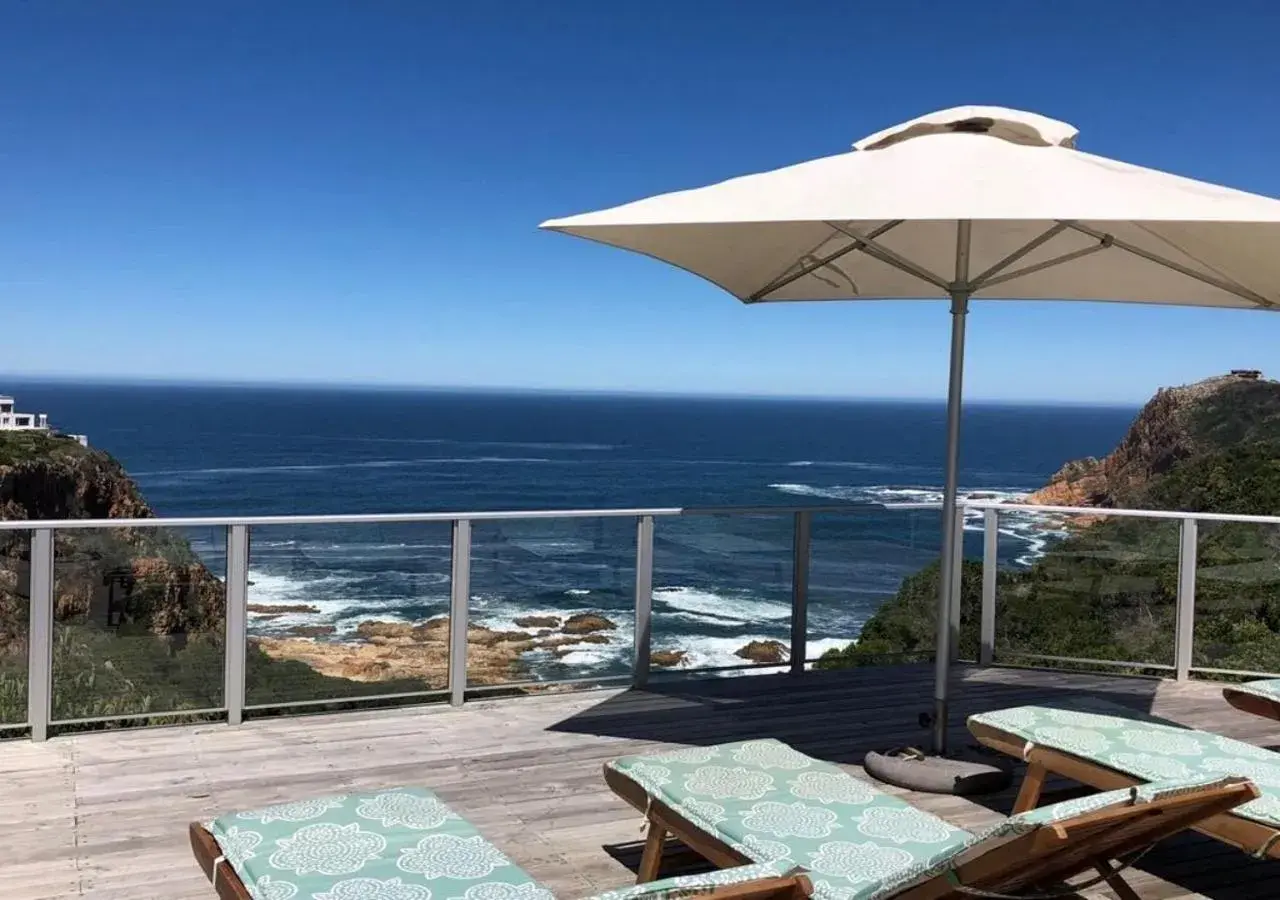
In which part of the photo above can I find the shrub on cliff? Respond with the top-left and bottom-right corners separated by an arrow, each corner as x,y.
817,561 -> 983,668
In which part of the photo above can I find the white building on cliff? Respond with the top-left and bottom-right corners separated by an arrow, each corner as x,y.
0,394 -> 88,446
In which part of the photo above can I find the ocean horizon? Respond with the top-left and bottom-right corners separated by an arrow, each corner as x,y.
2,380 -> 1139,674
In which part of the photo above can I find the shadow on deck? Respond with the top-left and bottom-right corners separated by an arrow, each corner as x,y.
2,664 -> 1277,898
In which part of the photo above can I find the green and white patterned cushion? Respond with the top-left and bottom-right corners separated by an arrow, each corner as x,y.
583,860 -> 796,900
609,739 -> 973,900
205,787 -> 554,900
968,697 -> 1280,828
1228,678 -> 1280,703
608,739 -> 1247,900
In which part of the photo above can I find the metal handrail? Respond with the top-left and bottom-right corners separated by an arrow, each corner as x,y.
0,502 -> 878,531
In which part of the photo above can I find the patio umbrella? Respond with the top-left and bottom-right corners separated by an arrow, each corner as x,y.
540,105 -> 1280,756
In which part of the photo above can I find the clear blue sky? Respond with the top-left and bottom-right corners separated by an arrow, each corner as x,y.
2,1 -> 1278,403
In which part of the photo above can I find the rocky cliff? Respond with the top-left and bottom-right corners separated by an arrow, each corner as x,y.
0,431 -> 225,647
1025,372 -> 1280,510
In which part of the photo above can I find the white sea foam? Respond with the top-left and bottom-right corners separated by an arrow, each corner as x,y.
245,568 -> 448,635
303,435 -> 615,451
785,460 -> 894,470
769,481 -> 1028,506
555,647 -> 621,667
768,483 -> 864,501
768,482 -> 1070,566
653,586 -> 791,624
134,457 -> 571,478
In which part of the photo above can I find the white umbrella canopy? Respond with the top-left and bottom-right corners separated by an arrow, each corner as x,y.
543,107 -> 1280,308
540,106 -> 1280,756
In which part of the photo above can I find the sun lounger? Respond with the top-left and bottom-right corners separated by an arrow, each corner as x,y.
190,785 -> 813,900
604,738 -> 1255,900
968,698 -> 1280,861
1223,678 -> 1280,723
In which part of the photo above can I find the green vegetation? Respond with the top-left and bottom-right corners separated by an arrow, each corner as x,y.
0,430 -> 94,467
819,381 -> 1280,675
0,625 -> 439,732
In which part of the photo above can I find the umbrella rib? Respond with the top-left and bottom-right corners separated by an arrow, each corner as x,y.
827,223 -> 951,291
747,220 -> 901,302
968,222 -> 1072,289
1064,222 -> 1276,308
978,241 -> 1111,289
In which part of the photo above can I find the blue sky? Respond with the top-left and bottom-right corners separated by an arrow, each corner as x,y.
2,1 -> 1278,403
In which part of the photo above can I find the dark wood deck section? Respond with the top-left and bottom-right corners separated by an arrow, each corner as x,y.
3,664 -> 1278,899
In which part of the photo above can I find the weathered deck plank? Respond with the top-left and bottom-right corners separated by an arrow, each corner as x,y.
1,664 -> 1278,898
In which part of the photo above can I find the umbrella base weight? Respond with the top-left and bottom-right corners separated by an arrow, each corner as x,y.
863,747 -> 1012,796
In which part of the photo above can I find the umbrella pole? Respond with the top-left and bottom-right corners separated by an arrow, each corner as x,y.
931,222 -> 972,755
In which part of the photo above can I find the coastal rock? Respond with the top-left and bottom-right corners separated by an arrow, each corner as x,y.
735,640 -> 788,665
256,614 -> 627,686
539,633 -> 610,651
469,628 -> 537,647
248,603 -> 321,614
563,613 -> 617,634
356,621 -> 416,640
288,624 -> 337,638
255,618 -> 542,686
515,615 -> 561,629
651,649 -> 687,667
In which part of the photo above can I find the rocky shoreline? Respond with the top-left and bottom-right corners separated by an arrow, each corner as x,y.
249,607 -> 794,684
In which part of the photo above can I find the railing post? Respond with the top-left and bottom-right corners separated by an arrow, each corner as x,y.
1175,517 -> 1198,681
224,525 -> 249,725
27,528 -> 53,742
633,515 -> 654,687
948,505 -> 965,663
449,519 -> 471,707
980,509 -> 998,666
790,511 -> 811,675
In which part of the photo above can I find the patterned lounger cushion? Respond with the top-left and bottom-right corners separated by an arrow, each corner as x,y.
205,787 -> 799,900
968,697 -> 1280,828
205,787 -> 553,900
607,738 -> 1241,900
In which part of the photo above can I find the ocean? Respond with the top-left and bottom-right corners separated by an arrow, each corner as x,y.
5,381 -> 1137,676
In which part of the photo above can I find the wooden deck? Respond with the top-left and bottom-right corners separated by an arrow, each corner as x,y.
3,664 -> 1278,899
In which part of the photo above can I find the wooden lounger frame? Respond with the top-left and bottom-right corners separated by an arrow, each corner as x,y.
970,719 -> 1280,862
605,762 -> 1258,900
1222,685 -> 1280,724
189,820 -> 813,900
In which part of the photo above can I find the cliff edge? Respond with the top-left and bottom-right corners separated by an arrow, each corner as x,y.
1025,371 -> 1280,510
0,431 -> 225,646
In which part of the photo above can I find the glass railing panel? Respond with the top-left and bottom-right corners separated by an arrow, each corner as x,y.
811,507 -> 968,668
0,530 -> 30,728
50,525 -> 226,722
467,516 -> 636,687
650,513 -> 793,673
993,511 -> 1179,670
245,521 -> 452,706
1193,519 -> 1280,675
